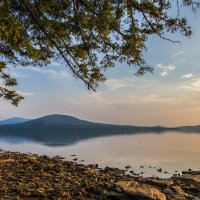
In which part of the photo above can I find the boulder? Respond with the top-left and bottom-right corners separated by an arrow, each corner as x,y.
114,181 -> 166,200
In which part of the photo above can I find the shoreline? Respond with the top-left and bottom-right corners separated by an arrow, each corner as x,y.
0,150 -> 200,200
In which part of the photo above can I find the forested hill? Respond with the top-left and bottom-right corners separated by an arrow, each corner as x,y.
0,114 -> 199,147
0,114 -> 199,132
0,117 -> 30,125
0,114 -> 173,131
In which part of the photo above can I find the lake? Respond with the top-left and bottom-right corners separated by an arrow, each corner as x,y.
0,131 -> 200,178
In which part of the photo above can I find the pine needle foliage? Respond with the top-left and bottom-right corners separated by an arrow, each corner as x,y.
0,0 -> 199,105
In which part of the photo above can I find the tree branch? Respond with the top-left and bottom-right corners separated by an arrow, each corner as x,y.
21,0 -> 96,91
141,11 -> 181,44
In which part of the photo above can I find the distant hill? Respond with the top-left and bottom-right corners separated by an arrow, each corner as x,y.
0,117 -> 30,125
178,125 -> 200,132
22,114 -> 98,127
0,114 -> 174,130
0,114 -> 200,147
1,114 -> 199,132
1,114 -> 199,147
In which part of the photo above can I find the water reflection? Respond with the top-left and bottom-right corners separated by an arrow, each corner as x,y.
0,136 -> 27,144
0,131 -> 200,178
0,128 -> 173,146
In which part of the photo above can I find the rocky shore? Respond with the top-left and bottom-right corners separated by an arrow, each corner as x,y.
0,150 -> 200,200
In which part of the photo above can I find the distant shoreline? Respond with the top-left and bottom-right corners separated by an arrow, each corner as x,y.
0,150 -> 199,199
1,114 -> 200,133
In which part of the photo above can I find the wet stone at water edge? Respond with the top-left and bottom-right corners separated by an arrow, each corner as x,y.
0,150 -> 200,200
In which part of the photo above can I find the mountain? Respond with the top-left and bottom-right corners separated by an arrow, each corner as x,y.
0,114 -> 199,147
0,117 -> 30,125
0,114 -> 178,146
22,114 -> 98,127
178,125 -> 200,132
0,114 -> 175,131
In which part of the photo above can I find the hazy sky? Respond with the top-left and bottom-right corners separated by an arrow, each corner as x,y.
1,7 -> 200,127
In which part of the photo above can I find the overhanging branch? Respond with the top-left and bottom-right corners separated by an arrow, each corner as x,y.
21,0 -> 96,91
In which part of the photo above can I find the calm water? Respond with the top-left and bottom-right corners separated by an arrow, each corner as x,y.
0,131 -> 200,178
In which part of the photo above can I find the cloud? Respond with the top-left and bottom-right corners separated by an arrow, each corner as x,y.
103,77 -> 157,91
178,78 -> 200,92
0,78 -> 3,86
181,74 -> 193,79
50,61 -> 63,67
26,67 -> 71,81
156,64 -> 176,76
17,91 -> 35,97
104,79 -> 127,90
10,71 -> 30,78
74,92 -> 181,109
171,51 -> 184,58
0,67 -> 30,79
114,94 -> 183,106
